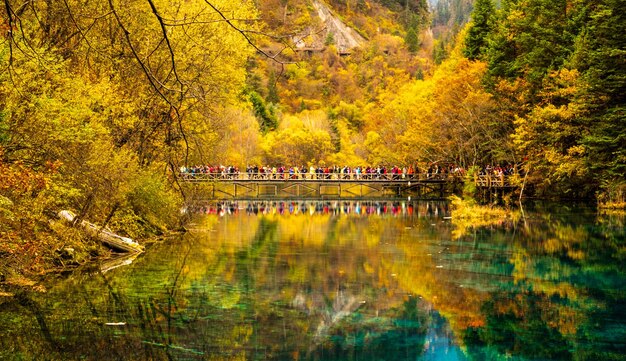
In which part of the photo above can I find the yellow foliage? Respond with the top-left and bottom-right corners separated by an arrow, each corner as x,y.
361,47 -> 500,166
449,196 -> 520,239
260,111 -> 335,165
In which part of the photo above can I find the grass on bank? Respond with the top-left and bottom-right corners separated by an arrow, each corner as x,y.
598,183 -> 626,210
449,195 -> 520,239
598,201 -> 626,210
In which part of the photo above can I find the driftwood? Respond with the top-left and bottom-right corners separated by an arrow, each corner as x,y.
58,210 -> 143,253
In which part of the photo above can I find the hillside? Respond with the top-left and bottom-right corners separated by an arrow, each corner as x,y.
296,0 -> 366,52
229,0 -> 625,200
257,0 -> 430,47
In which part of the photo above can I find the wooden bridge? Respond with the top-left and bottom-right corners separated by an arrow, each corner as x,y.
181,172 -> 517,200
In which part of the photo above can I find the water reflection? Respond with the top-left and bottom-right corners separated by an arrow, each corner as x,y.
190,200 -> 450,218
0,203 -> 624,360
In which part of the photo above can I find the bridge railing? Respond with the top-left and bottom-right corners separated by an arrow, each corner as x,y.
179,171 -> 465,182
181,172 -> 518,188
474,174 -> 518,188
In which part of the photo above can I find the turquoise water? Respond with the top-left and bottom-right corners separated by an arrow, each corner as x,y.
1,201 -> 624,360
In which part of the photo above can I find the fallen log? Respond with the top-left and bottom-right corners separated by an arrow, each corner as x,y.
58,210 -> 143,253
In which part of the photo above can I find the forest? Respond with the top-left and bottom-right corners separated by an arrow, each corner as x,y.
0,0 -> 624,278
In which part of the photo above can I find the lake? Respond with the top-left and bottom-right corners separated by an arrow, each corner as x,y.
1,201 -> 624,360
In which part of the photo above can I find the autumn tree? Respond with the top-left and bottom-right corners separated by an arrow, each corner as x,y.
479,0 -> 624,197
367,29 -> 512,168
512,69 -> 591,196
261,112 -> 334,166
0,0 -> 261,274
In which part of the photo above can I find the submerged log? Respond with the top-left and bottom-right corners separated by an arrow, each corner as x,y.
58,210 -> 143,253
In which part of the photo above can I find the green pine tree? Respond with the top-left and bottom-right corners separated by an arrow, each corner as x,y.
463,0 -> 495,60
405,27 -> 420,53
433,38 -> 448,65
325,32 -> 335,46
573,1 -> 626,184
485,0 -> 581,95
249,91 -> 278,133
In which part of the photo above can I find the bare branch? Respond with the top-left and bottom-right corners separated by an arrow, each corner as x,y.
146,0 -> 184,97
146,0 -> 189,165
162,18 -> 262,27
60,0 -> 112,60
107,0 -> 174,110
3,0 -> 15,64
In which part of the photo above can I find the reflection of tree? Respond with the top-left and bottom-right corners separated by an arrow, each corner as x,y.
458,208 -> 626,360
0,208 -> 443,359
464,290 -> 571,360
13,292 -> 62,353
308,296 -> 428,360
130,241 -> 193,360
2,205 -> 623,360
463,281 -> 626,360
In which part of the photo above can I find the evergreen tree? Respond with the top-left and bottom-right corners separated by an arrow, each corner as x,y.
405,27 -> 420,53
249,91 -> 279,133
325,32 -> 335,46
485,0 -> 577,92
573,0 -> 626,185
433,38 -> 448,65
463,0 -> 495,60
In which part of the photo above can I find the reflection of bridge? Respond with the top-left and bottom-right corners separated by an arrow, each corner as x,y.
181,173 -> 517,200
189,200 -> 451,218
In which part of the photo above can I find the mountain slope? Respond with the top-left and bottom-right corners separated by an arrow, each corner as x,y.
308,0 -> 366,51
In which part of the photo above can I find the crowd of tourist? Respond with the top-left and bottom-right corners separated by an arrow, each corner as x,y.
181,164 -> 434,180
478,164 -> 517,176
180,162 -> 517,180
